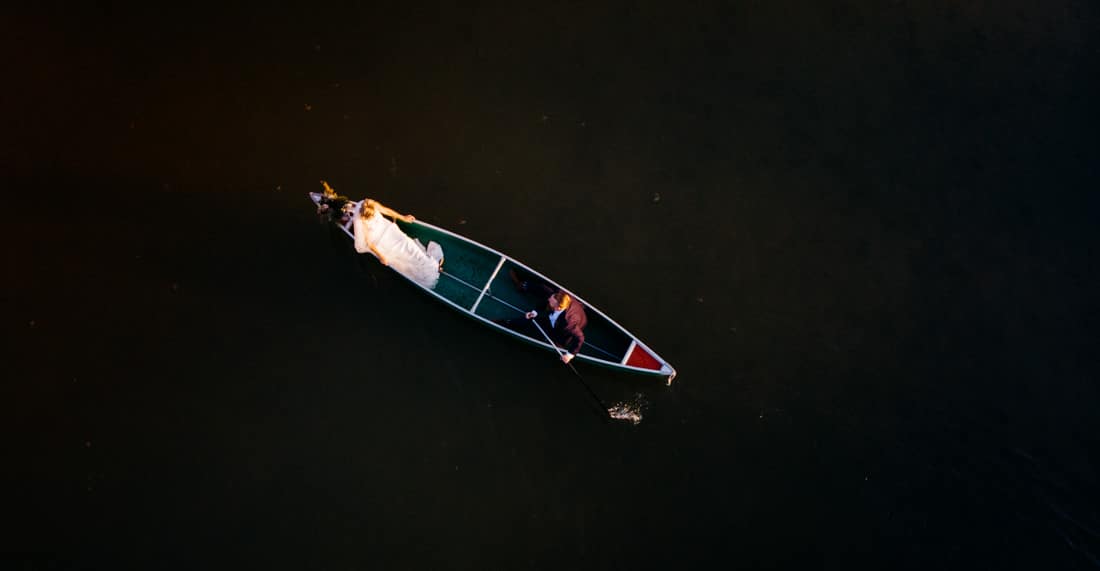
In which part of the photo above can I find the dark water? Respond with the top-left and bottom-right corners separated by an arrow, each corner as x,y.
4,2 -> 1098,568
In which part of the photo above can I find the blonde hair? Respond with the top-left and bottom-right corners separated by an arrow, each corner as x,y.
554,291 -> 573,310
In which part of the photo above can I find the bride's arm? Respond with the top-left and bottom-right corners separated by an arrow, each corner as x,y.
369,242 -> 389,266
377,203 -> 415,222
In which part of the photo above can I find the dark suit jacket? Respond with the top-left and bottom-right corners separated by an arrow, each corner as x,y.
535,301 -> 587,355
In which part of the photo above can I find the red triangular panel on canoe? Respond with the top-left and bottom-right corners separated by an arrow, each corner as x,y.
625,344 -> 663,370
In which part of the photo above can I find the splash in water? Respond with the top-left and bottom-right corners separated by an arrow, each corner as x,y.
608,393 -> 648,425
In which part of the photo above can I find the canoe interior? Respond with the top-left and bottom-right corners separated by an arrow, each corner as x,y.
396,220 -> 636,365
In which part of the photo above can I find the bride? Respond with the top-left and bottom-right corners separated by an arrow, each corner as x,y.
319,182 -> 444,289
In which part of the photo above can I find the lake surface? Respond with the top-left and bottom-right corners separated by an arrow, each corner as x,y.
4,2 -> 1097,568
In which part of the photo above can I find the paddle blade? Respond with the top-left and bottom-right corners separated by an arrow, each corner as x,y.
607,393 -> 648,425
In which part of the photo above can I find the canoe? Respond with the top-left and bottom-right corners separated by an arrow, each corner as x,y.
309,193 -> 677,383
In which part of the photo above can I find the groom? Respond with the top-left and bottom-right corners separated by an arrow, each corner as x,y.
505,270 -> 587,363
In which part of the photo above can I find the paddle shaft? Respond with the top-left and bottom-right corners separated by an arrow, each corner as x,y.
531,319 -> 611,417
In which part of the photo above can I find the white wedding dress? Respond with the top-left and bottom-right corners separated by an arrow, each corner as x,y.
352,203 -> 443,289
